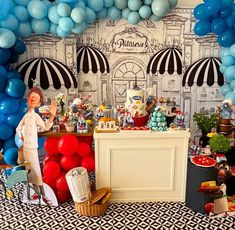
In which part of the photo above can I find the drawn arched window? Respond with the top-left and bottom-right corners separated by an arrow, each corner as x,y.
114,61 -> 145,80
83,81 -> 92,91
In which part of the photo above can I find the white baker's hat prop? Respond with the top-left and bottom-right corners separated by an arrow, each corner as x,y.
66,167 -> 90,203
223,99 -> 232,106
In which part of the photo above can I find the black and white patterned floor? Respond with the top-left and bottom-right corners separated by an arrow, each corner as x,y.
1,196 -> 235,229
1,171 -> 235,230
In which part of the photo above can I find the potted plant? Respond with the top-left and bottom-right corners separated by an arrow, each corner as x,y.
208,134 -> 231,155
193,113 -> 218,147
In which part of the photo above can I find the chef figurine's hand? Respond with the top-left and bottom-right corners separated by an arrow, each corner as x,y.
49,100 -> 57,118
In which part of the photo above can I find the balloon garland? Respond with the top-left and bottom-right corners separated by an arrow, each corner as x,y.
0,0 -> 178,49
194,0 -> 235,105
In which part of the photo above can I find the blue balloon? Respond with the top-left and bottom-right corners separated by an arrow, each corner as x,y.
38,137 -> 46,150
6,70 -> 21,80
0,97 -> 19,114
60,0 -> 79,5
220,7 -> 232,18
96,8 -> 108,19
0,74 -> 7,91
18,98 -> 28,114
194,20 -> 211,36
229,44 -> 235,57
13,5 -> 29,22
104,0 -> 114,8
220,0 -> 234,9
224,65 -> 235,82
218,29 -> 235,47
5,78 -> 26,98
4,137 -> 17,150
48,5 -> 61,24
0,28 -> 16,49
16,21 -> 32,37
226,15 -> 235,28
211,18 -> 226,35
71,7 -> 86,24
205,0 -> 221,15
7,54 -> 19,64
0,0 -> 10,21
107,6 -> 121,21
75,1 -> 86,8
220,83 -> 232,95
49,23 -> 58,36
0,123 -> 13,140
4,147 -> 18,165
72,22 -> 86,34
128,0 -> 142,11
220,47 -> 231,57
14,0 -> 30,6
115,0 -> 128,10
0,113 -> 4,123
221,55 -> 235,66
31,18 -> 50,34
0,48 -> 11,65
86,7 -> 96,24
0,92 -> 7,100
5,113 -> 23,128
219,64 -> 226,73
87,0 -> 104,12
149,14 -> 161,22
229,80 -> 235,89
56,26 -> 69,37
139,5 -> 152,19
10,39 -> 26,55
0,14 -> 19,31
57,3 -> 71,17
0,66 -> 7,78
58,17 -> 74,33
27,0 -> 48,19
128,12 -> 141,25
122,8 -> 131,20
193,4 -> 210,20
168,0 -> 178,9
14,133 -> 23,148
151,0 -> 170,17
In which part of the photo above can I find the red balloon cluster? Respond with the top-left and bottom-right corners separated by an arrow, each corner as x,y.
42,135 -> 95,203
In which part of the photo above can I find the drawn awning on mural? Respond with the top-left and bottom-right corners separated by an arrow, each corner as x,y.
182,57 -> 224,87
77,45 -> 110,74
147,47 -> 182,75
16,57 -> 78,90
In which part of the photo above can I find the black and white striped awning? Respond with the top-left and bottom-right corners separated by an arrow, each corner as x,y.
77,45 -> 110,74
16,57 -> 77,89
147,47 -> 182,75
182,57 -> 224,87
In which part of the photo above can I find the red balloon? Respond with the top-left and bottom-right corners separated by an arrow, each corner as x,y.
204,202 -> 214,214
80,156 -> 95,172
44,137 -> 59,155
77,142 -> 91,158
43,176 -> 56,191
57,134 -> 79,155
60,154 -> 81,171
56,189 -> 71,203
43,161 -> 61,179
88,150 -> 95,158
56,172 -> 69,192
43,154 -> 62,166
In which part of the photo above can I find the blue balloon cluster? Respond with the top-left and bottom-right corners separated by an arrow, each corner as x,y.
193,0 -> 235,47
219,46 -> 235,104
0,0 -> 178,45
0,44 -> 28,155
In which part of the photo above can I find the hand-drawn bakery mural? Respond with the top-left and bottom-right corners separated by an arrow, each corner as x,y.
15,7 -> 224,137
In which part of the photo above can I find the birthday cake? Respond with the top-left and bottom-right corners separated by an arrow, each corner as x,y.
125,88 -> 146,118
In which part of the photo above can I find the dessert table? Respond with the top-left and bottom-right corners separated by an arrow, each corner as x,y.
94,129 -> 190,202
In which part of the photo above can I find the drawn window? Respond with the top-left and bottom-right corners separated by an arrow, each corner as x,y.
83,81 -> 92,91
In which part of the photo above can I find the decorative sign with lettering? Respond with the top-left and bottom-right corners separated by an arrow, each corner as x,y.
111,28 -> 148,53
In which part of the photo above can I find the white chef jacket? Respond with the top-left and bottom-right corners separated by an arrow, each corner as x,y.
16,110 -> 53,150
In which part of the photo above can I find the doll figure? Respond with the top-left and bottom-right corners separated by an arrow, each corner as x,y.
16,87 -> 57,206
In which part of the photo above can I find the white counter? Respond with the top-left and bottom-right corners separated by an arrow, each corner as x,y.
94,130 -> 190,202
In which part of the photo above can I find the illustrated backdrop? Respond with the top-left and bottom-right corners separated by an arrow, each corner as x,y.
15,6 -> 224,137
